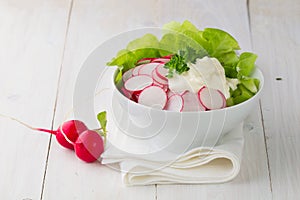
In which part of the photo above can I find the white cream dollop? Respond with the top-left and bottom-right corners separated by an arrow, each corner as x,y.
168,56 -> 238,99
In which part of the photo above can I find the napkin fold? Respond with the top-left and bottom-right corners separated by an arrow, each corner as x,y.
101,123 -> 245,186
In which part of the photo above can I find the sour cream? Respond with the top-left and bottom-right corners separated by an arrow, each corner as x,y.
168,56 -> 238,99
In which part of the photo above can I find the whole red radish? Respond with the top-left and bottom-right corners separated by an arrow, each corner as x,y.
55,120 -> 88,150
0,114 -> 105,161
74,130 -> 104,163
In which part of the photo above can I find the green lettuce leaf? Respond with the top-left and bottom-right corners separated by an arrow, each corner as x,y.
107,34 -> 160,82
236,52 -> 257,78
202,28 -> 240,55
160,20 -> 207,59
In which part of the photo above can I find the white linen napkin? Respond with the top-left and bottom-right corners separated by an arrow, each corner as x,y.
101,123 -> 244,186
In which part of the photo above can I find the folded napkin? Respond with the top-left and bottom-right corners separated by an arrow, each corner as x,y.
101,123 -> 244,186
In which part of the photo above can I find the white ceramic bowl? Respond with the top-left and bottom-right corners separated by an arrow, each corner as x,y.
110,68 -> 264,154
74,28 -> 263,155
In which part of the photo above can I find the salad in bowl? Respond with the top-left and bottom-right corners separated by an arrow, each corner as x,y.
108,20 -> 261,112
103,20 -> 263,152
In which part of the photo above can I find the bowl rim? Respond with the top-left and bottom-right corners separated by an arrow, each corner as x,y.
112,67 -> 264,113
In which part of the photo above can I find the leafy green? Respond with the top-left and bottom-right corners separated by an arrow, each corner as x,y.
159,33 -> 179,56
254,78 -> 260,89
233,84 -> 254,104
224,66 -> 238,78
229,79 -> 260,105
159,32 -> 206,58
179,46 -> 207,63
217,51 -> 239,67
164,54 -> 189,78
107,20 -> 259,106
97,111 -> 107,141
236,52 -> 257,78
201,28 -> 240,55
226,97 -> 235,107
200,28 -> 241,78
240,78 -> 259,93
160,20 -> 207,58
162,21 -> 182,33
172,20 -> 205,46
107,34 -> 160,83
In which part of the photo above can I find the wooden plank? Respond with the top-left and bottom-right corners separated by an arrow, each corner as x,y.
250,0 -> 300,199
155,0 -> 272,199
0,0 -> 71,199
41,0 -> 158,199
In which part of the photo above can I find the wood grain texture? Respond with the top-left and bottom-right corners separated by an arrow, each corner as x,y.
250,0 -> 300,199
41,0 -> 159,199
0,0 -> 70,199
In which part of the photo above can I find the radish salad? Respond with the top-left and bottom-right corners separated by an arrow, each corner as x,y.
107,20 -> 260,112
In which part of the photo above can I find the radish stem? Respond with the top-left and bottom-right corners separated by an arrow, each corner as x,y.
36,128 -> 57,135
0,114 -> 56,135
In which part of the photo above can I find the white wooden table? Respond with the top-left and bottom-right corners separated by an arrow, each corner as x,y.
0,0 -> 299,199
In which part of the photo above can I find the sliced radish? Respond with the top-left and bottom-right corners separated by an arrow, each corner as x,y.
162,85 -> 168,92
122,68 -> 134,83
138,63 -> 159,76
120,87 -> 141,102
132,65 -> 145,76
124,75 -> 153,92
162,55 -> 173,59
198,87 -> 226,110
152,58 -> 170,64
153,81 -> 168,91
164,94 -> 184,112
167,90 -> 185,98
131,91 -> 141,102
167,90 -> 175,98
182,91 -> 206,112
155,64 -> 168,81
136,57 -> 154,65
152,69 -> 168,86
138,86 -> 167,109
121,87 -> 133,99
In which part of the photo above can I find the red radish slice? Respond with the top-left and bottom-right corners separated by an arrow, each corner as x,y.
121,87 -> 132,99
164,94 -> 184,112
131,91 -> 142,102
138,86 -> 167,109
153,81 -> 164,88
162,85 -> 168,92
132,65 -> 145,76
167,90 -> 175,98
138,63 -> 159,76
155,64 -> 168,81
162,55 -> 172,59
122,68 -> 134,83
153,80 -> 167,88
198,87 -> 226,110
153,81 -> 168,91
152,69 -> 168,86
124,75 -> 153,92
120,87 -> 140,102
137,57 -> 154,65
152,58 -> 170,64
167,90 -> 185,98
182,91 -> 206,112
